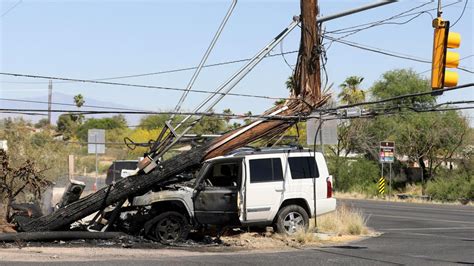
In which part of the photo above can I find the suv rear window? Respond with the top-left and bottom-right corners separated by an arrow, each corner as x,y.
249,158 -> 283,183
288,157 -> 319,179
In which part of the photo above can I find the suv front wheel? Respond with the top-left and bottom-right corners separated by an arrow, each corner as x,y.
274,205 -> 309,235
150,211 -> 190,244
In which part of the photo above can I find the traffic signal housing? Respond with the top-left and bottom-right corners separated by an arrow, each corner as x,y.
431,18 -> 461,91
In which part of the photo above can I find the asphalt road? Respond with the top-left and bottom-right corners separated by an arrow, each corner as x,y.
3,199 -> 474,266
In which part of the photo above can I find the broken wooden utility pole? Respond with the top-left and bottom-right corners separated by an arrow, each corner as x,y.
21,1 -> 398,232
294,0 -> 321,105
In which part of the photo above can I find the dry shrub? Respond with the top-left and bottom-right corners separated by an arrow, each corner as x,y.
293,229 -> 318,244
316,204 -> 369,235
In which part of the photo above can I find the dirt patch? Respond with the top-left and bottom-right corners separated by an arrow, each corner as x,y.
218,229 -> 372,250
0,232 -> 373,262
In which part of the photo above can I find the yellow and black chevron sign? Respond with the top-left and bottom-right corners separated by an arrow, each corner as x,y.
378,177 -> 386,194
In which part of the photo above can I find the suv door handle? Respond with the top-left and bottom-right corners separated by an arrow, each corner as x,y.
275,188 -> 284,192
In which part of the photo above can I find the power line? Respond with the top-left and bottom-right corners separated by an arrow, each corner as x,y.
326,1 -> 462,40
323,36 -> 474,73
0,111 -> 47,116
2,83 -> 474,120
0,51 -> 299,85
417,54 -> 474,74
318,82 -> 474,113
0,97 -> 152,112
327,2 -> 434,35
1,0 -> 22,17
0,72 -> 290,101
3,102 -> 473,122
324,35 -> 430,63
325,1 -> 436,44
450,0 -> 469,28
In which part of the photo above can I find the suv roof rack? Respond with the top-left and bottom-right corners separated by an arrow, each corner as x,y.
227,145 -> 311,157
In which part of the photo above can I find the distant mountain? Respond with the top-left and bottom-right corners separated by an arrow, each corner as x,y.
0,92 -> 144,126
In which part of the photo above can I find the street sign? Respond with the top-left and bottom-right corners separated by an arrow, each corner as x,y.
0,140 -> 7,151
306,118 -> 339,145
88,129 -> 105,154
379,141 -> 395,163
377,177 -> 386,194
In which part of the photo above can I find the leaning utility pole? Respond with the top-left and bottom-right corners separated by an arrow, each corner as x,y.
47,80 -> 52,125
294,0 -> 321,105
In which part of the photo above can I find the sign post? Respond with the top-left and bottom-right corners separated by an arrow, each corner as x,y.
88,129 -> 105,191
379,141 -> 395,199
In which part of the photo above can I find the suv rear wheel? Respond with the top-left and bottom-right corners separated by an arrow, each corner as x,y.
151,211 -> 189,244
274,205 -> 309,235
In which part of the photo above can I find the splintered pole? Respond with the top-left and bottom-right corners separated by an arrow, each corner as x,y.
294,0 -> 321,104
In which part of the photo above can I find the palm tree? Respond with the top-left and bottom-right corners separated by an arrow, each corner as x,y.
72,94 -> 85,124
285,76 -> 295,93
74,94 -> 85,108
338,76 -> 366,104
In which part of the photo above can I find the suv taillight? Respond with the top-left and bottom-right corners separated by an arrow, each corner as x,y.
326,179 -> 332,198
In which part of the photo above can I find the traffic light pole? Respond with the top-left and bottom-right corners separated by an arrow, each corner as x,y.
437,0 -> 442,18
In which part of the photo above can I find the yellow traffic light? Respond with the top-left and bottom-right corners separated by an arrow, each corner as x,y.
431,18 -> 461,91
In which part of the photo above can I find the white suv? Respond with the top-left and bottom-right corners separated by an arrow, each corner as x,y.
129,148 -> 336,243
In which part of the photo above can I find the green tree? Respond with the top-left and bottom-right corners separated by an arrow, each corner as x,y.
369,69 -> 468,180
138,114 -> 183,130
57,114 -> 81,140
371,69 -> 435,105
329,69 -> 470,195
76,115 -> 128,141
192,113 -> 226,135
349,69 -> 468,180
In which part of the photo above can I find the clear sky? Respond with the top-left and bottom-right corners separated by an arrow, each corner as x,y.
1,0 -> 473,124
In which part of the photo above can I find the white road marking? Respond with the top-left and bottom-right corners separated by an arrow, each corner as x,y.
394,231 -> 473,240
381,227 -> 474,231
346,201 -> 474,214
370,214 -> 474,225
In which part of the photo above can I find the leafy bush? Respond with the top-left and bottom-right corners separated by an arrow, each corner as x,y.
329,157 -> 380,196
426,173 -> 473,202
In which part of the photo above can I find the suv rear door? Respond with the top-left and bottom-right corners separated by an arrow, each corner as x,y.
243,155 -> 285,222
287,153 -> 332,216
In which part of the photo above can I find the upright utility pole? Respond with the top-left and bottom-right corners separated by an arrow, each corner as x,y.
294,0 -> 321,105
295,0 -> 322,231
48,80 -> 52,125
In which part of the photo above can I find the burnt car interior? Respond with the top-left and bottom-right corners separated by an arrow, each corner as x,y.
203,162 -> 240,187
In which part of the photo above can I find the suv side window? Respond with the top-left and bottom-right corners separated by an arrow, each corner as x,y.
288,157 -> 319,179
249,158 -> 283,183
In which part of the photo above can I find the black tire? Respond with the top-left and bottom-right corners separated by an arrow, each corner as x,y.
274,205 -> 309,235
151,211 -> 190,244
